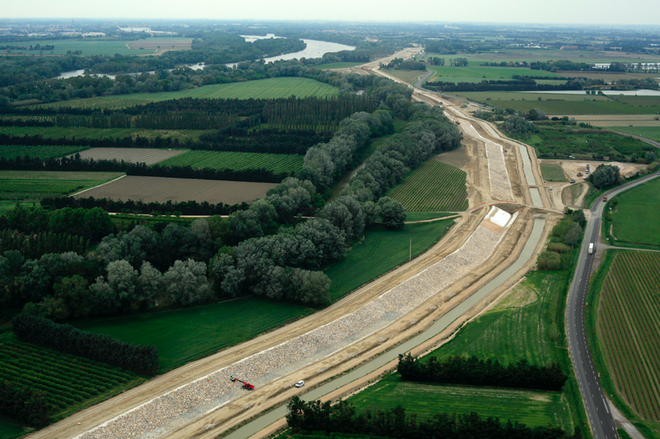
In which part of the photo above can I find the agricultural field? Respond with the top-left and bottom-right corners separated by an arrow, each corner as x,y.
514,126 -> 653,158
0,332 -> 144,421
2,38 -> 157,56
455,92 -> 660,115
75,175 -> 277,205
157,150 -> 303,174
0,171 -> 123,201
76,298 -> 312,372
317,62 -> 364,69
591,251 -> 660,436
325,219 -> 455,301
0,145 -> 86,160
382,69 -> 428,85
0,126 -> 205,142
611,126 -> 660,142
607,177 -> 660,249
427,65 -> 565,83
348,374 -> 573,431
126,38 -> 193,52
74,147 -> 186,165
388,159 -> 468,211
540,163 -> 567,182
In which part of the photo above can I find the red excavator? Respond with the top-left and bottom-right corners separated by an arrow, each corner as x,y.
230,376 -> 255,390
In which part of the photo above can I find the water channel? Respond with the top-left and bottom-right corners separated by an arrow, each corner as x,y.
225,217 -> 547,439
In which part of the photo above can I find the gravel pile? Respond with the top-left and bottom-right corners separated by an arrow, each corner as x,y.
461,122 -> 514,201
78,208 -> 511,439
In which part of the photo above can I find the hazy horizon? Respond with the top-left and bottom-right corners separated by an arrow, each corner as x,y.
2,0 -> 660,26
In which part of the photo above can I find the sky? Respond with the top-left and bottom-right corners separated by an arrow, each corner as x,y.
2,0 -> 660,26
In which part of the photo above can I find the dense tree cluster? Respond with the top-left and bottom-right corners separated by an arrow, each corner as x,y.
380,58 -> 426,71
11,313 -> 159,375
398,353 -> 568,391
5,205 -> 114,241
0,380 -> 52,427
504,114 -> 538,137
286,397 -> 576,439
537,210 -> 585,271
587,164 -> 621,189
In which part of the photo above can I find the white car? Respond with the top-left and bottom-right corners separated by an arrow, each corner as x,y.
294,380 -> 305,388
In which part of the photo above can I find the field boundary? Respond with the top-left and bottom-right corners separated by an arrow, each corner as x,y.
71,174 -> 126,197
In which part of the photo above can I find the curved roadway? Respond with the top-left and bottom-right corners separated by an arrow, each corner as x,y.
567,171 -> 660,439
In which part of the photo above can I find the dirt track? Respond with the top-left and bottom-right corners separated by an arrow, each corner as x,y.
32,50 -> 558,439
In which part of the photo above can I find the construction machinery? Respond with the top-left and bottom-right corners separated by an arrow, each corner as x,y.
230,376 -> 255,390
454,118 -> 460,125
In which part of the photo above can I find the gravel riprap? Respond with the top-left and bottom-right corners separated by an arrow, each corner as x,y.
78,208 -> 513,439
461,121 -> 514,201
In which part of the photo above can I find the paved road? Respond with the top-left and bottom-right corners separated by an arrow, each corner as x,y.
567,171 -> 660,439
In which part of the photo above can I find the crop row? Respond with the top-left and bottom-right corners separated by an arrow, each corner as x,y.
157,150 -> 304,174
4,340 -> 134,380
0,115 -> 55,122
598,252 -> 660,421
0,144 -> 86,160
389,160 -> 468,212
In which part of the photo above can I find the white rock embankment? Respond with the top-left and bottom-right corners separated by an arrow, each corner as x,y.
79,207 -> 514,439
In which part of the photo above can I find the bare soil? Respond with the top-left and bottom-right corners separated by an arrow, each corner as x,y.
75,175 -> 276,204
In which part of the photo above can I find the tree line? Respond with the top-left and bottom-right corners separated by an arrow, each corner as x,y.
424,79 -> 582,92
397,353 -> 568,391
41,196 -> 246,216
286,397 -> 578,439
380,58 -> 426,71
4,206 -> 114,241
0,229 -> 89,260
11,314 -> 159,375
537,210 -> 585,271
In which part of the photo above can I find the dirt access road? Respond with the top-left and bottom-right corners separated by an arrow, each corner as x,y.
32,50 -> 552,439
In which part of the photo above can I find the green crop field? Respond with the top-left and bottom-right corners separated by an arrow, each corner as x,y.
0,171 -> 123,201
2,38 -> 190,56
76,298 -> 312,372
0,145 -> 86,160
157,150 -> 304,174
611,126 -> 660,142
607,178 -> 660,249
452,92 -> 660,115
388,159 -> 468,211
0,126 -> 205,142
325,219 -> 455,301
427,66 -> 564,82
0,333 -> 144,422
588,250 -> 660,439
512,126 -> 653,158
540,163 -> 567,182
422,50 -> 660,65
348,374 -> 573,431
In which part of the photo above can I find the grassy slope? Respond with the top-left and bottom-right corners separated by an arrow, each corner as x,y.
349,374 -> 573,430
76,298 -> 312,373
420,269 -> 587,435
325,220 -> 455,302
606,177 -> 660,249
0,126 -> 204,142
586,250 -> 660,439
157,150 -> 304,174
541,163 -> 567,182
610,126 -> 660,142
0,415 -> 29,439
